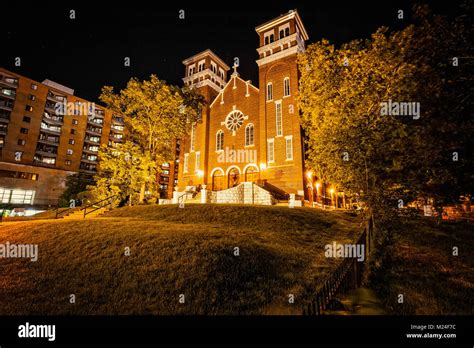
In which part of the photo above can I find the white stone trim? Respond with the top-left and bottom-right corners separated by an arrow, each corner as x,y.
210,167 -> 225,177
243,163 -> 259,173
210,75 -> 259,108
256,45 -> 302,67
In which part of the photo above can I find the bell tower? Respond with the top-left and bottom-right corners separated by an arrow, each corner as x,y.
255,9 -> 309,195
178,49 -> 230,190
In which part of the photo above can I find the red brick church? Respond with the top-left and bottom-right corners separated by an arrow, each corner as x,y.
176,10 -> 309,204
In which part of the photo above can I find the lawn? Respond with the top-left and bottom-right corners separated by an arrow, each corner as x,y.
0,204 -> 360,315
369,217 -> 474,315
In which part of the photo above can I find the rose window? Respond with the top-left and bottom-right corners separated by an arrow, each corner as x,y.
225,111 -> 245,132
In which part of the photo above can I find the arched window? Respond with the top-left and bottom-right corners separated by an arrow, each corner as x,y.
267,82 -> 273,101
212,168 -> 224,191
216,130 -> 224,151
285,27 -> 290,36
283,77 -> 290,97
245,124 -> 254,146
245,165 -> 259,182
228,167 -> 240,188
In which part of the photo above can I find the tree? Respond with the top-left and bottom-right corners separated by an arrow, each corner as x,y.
59,173 -> 94,207
96,75 -> 204,203
298,4 -> 473,228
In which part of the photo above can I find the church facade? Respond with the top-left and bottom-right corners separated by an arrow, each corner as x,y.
177,10 -> 309,199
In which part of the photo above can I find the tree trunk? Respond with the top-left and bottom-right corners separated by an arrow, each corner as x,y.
139,182 -> 146,204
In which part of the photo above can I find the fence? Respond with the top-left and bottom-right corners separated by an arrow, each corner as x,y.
303,217 -> 374,315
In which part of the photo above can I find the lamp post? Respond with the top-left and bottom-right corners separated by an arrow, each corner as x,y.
306,171 -> 313,206
315,182 -> 320,205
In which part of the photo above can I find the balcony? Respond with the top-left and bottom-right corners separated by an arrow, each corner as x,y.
0,75 -> 19,88
42,112 -> 63,125
38,133 -> 60,146
35,149 -> 58,157
0,99 -> 14,111
109,126 -> 123,133
0,110 -> 10,123
33,155 -> 56,167
44,101 -> 59,113
86,127 -> 102,136
82,147 -> 99,154
88,118 -> 104,126
0,88 -> 16,99
0,125 -> 7,135
112,116 -> 124,124
79,162 -> 97,173
40,123 -> 61,135
46,91 -> 66,104
81,155 -> 98,164
84,136 -> 101,144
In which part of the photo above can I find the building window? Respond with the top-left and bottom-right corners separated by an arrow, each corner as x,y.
18,139 -> 26,146
245,124 -> 254,146
195,151 -> 200,171
216,130 -> 224,151
279,24 -> 290,39
285,136 -> 293,160
275,101 -> 283,136
71,129 -> 76,135
183,153 -> 189,173
0,188 -> 35,205
72,119 -> 78,125
28,94 -> 36,101
266,83 -> 273,101
23,116 -> 31,123
31,84 -> 38,90
65,160 -> 71,166
69,139 -> 75,145
211,62 -> 217,74
267,139 -> 275,163
188,65 -> 195,76
264,31 -> 275,45
283,77 -> 290,97
20,127 -> 28,134
198,60 -> 205,72
25,105 -> 33,112
190,122 -> 196,152
66,149 -> 73,155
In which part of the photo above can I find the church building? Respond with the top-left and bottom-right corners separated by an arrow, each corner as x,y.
176,10 -> 309,203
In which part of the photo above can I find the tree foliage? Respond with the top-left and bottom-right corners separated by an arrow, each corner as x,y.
90,75 -> 204,204
298,4 -> 473,225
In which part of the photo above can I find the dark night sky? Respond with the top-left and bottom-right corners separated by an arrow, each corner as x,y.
2,0 -> 460,104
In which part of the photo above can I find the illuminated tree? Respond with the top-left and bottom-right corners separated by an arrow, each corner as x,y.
298,4 -> 473,226
96,75 -> 204,203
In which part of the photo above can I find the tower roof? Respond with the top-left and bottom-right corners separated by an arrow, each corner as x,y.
255,9 -> 309,41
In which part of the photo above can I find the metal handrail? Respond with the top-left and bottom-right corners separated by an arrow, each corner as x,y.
81,194 -> 118,218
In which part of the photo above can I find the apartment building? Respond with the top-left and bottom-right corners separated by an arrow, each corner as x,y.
0,68 -> 126,209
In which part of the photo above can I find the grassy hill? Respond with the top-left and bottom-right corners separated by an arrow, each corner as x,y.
0,204 -> 360,315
